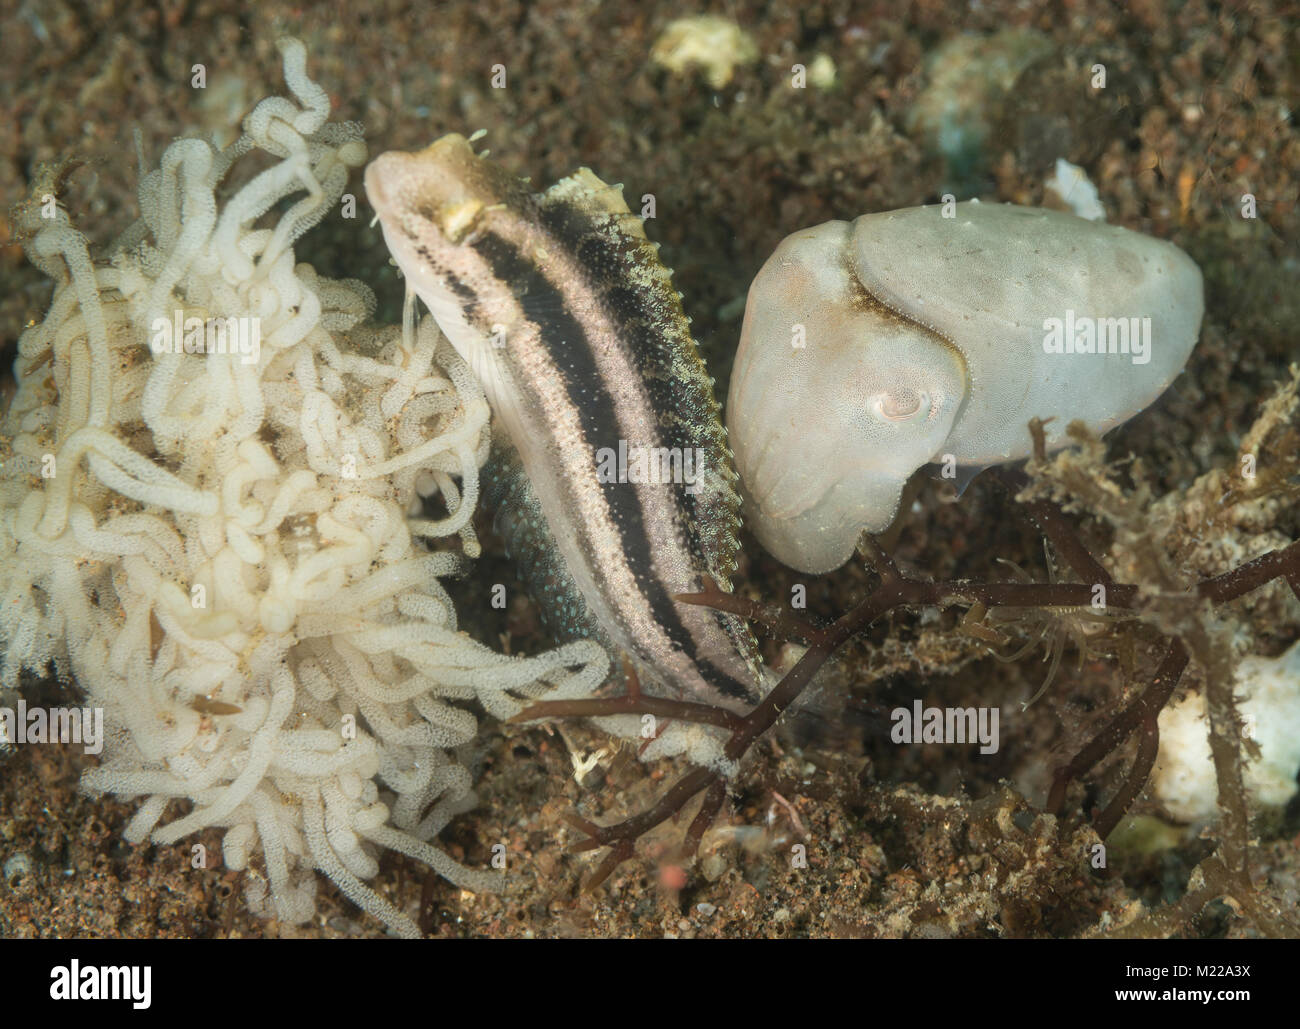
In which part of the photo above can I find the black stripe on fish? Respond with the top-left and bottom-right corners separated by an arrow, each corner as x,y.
468,228 -> 711,674
413,244 -> 482,323
535,199 -> 714,526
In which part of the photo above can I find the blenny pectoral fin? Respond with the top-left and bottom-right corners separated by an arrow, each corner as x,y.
481,433 -> 609,650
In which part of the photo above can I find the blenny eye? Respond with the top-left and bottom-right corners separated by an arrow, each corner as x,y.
871,388 -> 931,422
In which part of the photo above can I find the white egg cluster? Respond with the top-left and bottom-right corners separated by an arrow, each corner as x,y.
0,39 -> 607,937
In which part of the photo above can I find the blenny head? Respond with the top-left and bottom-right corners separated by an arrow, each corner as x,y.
364,133 -> 548,433
365,134 -> 529,347
365,133 -> 525,245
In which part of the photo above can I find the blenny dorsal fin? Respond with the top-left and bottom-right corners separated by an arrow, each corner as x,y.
540,167 -> 638,222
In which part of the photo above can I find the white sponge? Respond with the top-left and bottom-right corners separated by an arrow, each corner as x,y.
1152,641 -> 1300,822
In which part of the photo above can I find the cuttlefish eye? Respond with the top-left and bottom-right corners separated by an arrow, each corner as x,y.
872,388 -> 931,422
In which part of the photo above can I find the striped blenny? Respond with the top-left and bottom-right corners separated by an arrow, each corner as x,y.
364,135 -> 766,710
